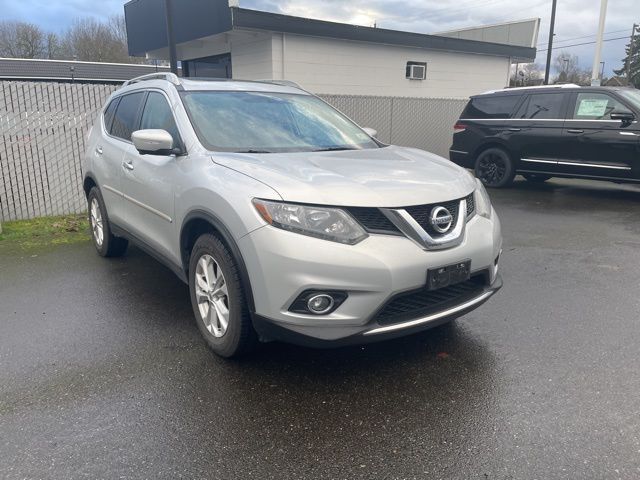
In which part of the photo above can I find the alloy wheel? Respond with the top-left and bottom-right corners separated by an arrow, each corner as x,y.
90,198 -> 104,247
477,152 -> 507,186
194,254 -> 230,338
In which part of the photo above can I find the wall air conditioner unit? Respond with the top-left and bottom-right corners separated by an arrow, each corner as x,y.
406,62 -> 427,80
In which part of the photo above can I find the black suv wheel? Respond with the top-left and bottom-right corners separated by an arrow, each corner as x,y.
475,147 -> 515,188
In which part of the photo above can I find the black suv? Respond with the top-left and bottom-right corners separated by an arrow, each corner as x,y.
450,85 -> 640,187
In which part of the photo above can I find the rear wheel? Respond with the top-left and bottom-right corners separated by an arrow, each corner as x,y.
523,173 -> 552,183
474,147 -> 515,188
88,187 -> 128,257
188,234 -> 257,358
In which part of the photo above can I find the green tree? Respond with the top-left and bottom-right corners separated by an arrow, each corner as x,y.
613,24 -> 640,88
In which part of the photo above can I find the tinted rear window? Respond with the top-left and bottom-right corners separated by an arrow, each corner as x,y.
110,92 -> 145,141
515,93 -> 565,120
103,98 -> 119,132
461,95 -> 520,119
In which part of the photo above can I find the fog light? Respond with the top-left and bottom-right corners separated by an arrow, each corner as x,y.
288,290 -> 348,315
307,294 -> 334,314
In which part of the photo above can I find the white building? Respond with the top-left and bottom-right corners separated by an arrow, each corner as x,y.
124,0 -> 538,99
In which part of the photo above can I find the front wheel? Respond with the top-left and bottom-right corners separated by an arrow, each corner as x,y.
474,147 -> 515,188
188,234 -> 257,358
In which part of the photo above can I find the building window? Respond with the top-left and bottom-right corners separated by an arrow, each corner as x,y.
406,61 -> 427,80
183,53 -> 232,78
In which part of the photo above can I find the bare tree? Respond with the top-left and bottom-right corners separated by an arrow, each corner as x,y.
509,63 -> 544,87
0,21 -> 46,58
45,32 -> 62,60
60,15 -> 144,64
553,52 -> 590,85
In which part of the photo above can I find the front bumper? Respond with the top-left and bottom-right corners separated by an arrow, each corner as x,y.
253,274 -> 502,347
238,209 -> 502,346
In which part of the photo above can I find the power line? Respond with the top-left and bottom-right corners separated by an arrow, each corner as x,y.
547,35 -> 628,51
537,28 -> 630,48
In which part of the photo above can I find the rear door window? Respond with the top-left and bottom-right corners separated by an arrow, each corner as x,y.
460,95 -> 521,119
516,93 -> 566,120
572,92 -> 629,120
110,92 -> 145,141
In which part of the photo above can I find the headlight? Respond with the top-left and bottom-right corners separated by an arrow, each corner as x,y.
474,178 -> 493,219
253,199 -> 368,245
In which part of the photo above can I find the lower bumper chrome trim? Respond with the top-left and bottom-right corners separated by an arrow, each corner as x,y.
363,289 -> 495,336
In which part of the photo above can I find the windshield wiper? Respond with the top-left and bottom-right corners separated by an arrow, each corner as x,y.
312,146 -> 357,152
235,149 -> 273,154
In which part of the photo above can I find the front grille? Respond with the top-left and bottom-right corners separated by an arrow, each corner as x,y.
347,193 -> 475,236
466,193 -> 475,217
347,207 -> 400,234
373,275 -> 487,325
405,199 -> 460,237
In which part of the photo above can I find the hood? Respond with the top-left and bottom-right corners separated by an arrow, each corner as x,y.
212,145 -> 475,208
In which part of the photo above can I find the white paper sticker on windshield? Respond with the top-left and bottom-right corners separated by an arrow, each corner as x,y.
577,98 -> 608,117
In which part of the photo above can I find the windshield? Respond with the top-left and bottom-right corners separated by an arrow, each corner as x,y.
618,89 -> 640,111
181,91 -> 380,153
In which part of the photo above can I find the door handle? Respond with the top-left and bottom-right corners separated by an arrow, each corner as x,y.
95,146 -> 103,155
122,160 -> 134,171
567,129 -> 584,134
507,128 -> 521,132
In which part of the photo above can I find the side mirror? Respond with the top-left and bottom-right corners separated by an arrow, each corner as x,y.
610,110 -> 635,124
132,129 -> 177,155
362,127 -> 378,138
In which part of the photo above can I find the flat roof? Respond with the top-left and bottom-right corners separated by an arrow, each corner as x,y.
0,57 -> 173,83
125,0 -> 536,61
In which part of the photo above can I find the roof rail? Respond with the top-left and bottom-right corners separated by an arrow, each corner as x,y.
257,79 -> 302,89
123,72 -> 181,87
480,83 -> 580,95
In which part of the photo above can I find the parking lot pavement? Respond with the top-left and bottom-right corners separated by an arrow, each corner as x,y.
1,178 -> 640,479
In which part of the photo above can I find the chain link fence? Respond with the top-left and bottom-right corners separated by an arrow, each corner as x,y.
0,80 -> 466,221
0,81 -> 118,221
322,95 -> 467,158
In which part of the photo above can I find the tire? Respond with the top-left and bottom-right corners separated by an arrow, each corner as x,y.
188,233 -> 257,358
88,187 -> 128,257
474,147 -> 515,188
523,173 -> 552,183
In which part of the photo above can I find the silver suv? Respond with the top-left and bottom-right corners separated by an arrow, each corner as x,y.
83,73 -> 503,357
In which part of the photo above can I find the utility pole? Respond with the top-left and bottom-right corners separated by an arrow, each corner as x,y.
591,0 -> 608,86
625,23 -> 638,84
164,0 -> 178,75
544,0 -> 557,85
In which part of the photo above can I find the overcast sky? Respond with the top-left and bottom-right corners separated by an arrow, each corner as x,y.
1,0 -> 637,76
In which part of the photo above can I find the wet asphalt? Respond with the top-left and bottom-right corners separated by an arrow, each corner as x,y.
1,177 -> 640,480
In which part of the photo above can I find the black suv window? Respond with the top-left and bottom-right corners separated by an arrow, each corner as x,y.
516,93 -> 565,120
103,98 -> 119,132
110,92 -> 145,141
572,92 -> 629,120
461,95 -> 520,119
140,92 -> 180,144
